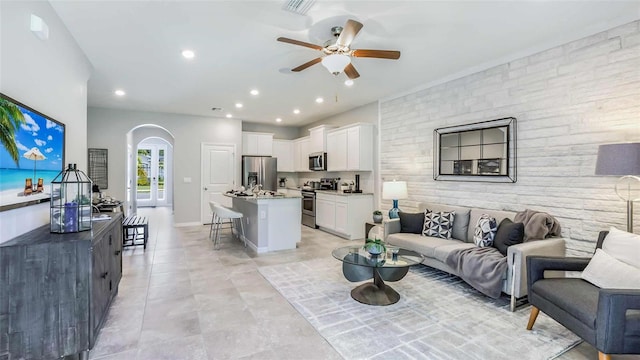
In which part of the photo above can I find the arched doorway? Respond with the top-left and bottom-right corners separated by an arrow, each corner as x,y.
126,125 -> 175,214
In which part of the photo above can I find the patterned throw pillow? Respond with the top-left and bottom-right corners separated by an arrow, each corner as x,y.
474,214 -> 498,247
422,210 -> 456,239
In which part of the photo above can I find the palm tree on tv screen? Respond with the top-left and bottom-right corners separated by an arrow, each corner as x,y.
0,98 -> 26,166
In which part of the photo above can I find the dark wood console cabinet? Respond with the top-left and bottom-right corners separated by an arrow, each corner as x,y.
0,214 -> 123,359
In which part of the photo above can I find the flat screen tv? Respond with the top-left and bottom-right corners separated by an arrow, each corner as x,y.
0,93 -> 65,211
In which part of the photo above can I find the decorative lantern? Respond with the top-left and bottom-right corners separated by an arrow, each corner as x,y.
50,163 -> 93,233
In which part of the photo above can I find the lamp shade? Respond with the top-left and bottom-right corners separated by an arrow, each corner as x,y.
382,181 -> 408,200
321,54 -> 350,75
595,143 -> 640,176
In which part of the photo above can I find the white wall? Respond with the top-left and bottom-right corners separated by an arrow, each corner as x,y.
242,122 -> 299,140
87,107 -> 242,224
0,1 -> 91,243
379,20 -> 640,255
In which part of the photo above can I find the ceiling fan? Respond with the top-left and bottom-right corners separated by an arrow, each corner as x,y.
277,19 -> 401,79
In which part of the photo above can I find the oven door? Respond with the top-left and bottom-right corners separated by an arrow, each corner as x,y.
301,192 -> 315,216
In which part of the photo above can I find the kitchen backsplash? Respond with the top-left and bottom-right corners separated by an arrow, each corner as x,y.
283,171 -> 373,192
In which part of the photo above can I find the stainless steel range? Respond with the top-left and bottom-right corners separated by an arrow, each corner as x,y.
301,189 -> 316,228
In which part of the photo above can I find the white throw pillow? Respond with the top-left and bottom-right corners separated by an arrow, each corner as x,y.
602,227 -> 640,269
581,249 -> 640,289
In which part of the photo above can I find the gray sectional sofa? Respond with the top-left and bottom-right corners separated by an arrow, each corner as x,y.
383,202 -> 566,311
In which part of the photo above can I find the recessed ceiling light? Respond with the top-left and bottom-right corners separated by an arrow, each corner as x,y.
182,49 -> 195,59
235,103 -> 243,108
226,113 -> 232,118
114,89 -> 126,96
250,89 -> 259,96
275,118 -> 282,123
293,109 -> 300,114
315,97 -> 324,103
344,79 -> 354,86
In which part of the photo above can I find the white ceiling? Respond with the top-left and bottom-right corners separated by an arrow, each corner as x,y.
49,1 -> 639,126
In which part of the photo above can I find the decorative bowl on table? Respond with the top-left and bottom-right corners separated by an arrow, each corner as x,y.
363,238 -> 386,256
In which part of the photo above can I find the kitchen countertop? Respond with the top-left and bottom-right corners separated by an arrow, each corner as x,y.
224,193 -> 302,200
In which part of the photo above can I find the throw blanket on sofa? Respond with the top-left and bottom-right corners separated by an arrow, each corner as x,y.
514,209 -> 562,241
444,247 -> 507,299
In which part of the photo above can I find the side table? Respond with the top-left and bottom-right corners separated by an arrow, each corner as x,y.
364,221 -> 384,239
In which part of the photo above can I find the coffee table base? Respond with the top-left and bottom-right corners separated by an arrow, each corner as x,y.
351,282 -> 400,306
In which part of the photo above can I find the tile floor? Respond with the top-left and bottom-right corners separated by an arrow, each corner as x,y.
88,207 -> 638,360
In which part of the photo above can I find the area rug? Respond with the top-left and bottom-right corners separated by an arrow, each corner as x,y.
258,258 -> 581,360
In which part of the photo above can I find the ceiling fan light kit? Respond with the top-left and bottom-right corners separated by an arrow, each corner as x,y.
321,54 -> 351,75
277,19 -> 400,80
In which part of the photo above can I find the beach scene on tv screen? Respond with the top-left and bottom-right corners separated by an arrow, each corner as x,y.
0,98 -> 64,206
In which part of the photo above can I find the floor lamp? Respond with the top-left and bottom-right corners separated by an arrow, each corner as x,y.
595,143 -> 640,233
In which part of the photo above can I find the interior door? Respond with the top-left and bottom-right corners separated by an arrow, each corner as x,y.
201,143 -> 235,224
136,144 -> 167,207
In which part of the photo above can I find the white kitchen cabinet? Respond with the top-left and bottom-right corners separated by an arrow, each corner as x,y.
308,125 -> 335,153
293,137 -> 310,172
326,123 -> 373,171
272,139 -> 294,172
242,132 -> 273,156
315,192 -> 373,240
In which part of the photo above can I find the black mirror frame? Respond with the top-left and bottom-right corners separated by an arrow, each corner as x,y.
433,117 -> 517,183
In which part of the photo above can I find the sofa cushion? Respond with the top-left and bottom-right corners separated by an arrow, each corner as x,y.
581,249 -> 640,289
386,233 -> 457,258
432,242 -> 476,263
423,210 -> 455,239
468,209 -> 515,242
473,214 -> 498,247
493,218 -> 525,256
532,278 -> 599,328
602,227 -> 640,269
419,203 -> 470,241
398,211 -> 424,234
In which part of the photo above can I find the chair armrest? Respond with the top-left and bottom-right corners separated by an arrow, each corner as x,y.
383,218 -> 401,241
507,238 -> 565,297
597,289 -> 640,353
526,255 -> 590,293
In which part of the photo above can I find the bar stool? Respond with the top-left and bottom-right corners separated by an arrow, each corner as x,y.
211,203 -> 246,249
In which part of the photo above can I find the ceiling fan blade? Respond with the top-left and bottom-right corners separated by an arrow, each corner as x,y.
344,63 -> 360,79
336,19 -> 363,47
277,37 -> 323,51
352,49 -> 401,59
291,58 -> 322,72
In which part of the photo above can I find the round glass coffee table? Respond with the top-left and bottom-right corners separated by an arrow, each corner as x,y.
332,246 -> 424,306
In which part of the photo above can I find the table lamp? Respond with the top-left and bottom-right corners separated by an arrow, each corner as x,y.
595,142 -> 640,233
382,180 -> 408,219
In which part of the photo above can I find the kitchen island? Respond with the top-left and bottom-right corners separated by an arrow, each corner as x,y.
224,193 -> 302,253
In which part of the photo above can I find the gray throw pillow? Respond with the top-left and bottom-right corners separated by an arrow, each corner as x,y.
493,218 -> 524,255
398,211 -> 425,234
423,210 -> 456,239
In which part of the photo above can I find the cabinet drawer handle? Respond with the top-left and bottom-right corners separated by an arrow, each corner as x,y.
101,271 -> 109,279
109,235 -> 112,245
114,250 -> 121,255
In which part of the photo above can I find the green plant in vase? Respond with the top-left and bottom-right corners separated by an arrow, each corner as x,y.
372,210 -> 383,223
363,238 -> 386,255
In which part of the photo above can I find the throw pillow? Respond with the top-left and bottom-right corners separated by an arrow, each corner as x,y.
493,218 -> 525,256
581,249 -> 640,289
602,227 -> 640,269
422,210 -> 456,239
398,211 -> 425,234
473,214 -> 498,247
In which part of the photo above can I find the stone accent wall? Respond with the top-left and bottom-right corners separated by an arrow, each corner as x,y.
379,21 -> 640,255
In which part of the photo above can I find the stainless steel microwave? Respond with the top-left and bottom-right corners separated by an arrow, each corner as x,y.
309,152 -> 327,171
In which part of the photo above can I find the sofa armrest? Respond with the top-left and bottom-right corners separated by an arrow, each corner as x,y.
383,218 -> 401,241
507,238 -> 566,298
597,289 -> 640,353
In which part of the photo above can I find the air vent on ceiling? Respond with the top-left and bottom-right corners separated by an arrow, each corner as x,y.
282,0 -> 315,15
211,107 -> 223,111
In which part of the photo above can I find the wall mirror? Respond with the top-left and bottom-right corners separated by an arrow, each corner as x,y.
434,117 -> 517,183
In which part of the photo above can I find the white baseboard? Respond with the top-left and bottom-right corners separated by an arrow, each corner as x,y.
174,221 -> 203,228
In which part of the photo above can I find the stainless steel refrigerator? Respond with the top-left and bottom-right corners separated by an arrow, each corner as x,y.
242,156 -> 277,191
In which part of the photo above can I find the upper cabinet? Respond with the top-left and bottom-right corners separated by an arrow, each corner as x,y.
308,125 -> 335,154
242,132 -> 273,156
327,123 -> 374,171
293,137 -> 311,172
272,139 -> 294,172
